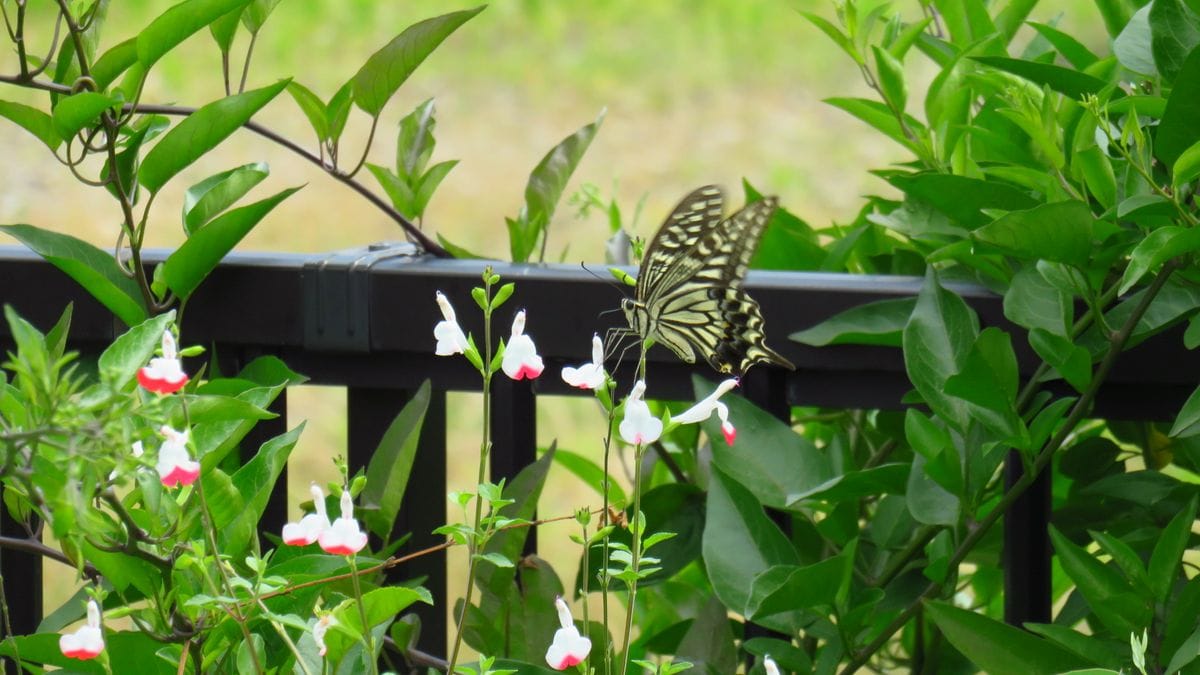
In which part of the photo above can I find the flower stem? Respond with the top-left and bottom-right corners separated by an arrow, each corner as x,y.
447,271 -> 496,674
619,444 -> 646,675
600,381 -> 617,675
348,555 -> 378,675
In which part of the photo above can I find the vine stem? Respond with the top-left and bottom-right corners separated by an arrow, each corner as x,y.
840,260 -> 1180,674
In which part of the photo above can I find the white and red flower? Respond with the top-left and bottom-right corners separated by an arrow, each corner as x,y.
501,310 -> 544,380
670,378 -> 739,445
156,425 -> 199,488
59,599 -> 104,660
318,487 -> 368,556
137,330 -> 188,394
545,596 -> 591,670
434,291 -> 470,356
561,334 -> 606,390
763,654 -> 781,675
618,380 -> 662,445
282,484 -> 331,546
313,613 -> 335,658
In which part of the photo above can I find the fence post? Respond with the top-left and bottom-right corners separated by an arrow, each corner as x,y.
489,378 -> 537,555
347,387 -> 448,659
1003,450 -> 1052,626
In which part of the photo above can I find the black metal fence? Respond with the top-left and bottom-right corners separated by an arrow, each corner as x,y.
2,242 -> 1197,659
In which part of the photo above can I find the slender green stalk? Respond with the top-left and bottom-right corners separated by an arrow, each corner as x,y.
619,444 -> 646,675
447,272 -> 497,675
196,481 -> 263,674
348,555 -> 378,675
600,380 -> 617,675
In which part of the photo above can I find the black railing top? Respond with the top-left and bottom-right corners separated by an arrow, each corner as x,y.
1,243 -> 1196,416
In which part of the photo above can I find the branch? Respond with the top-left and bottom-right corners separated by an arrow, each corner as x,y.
840,260 -> 1180,674
0,534 -> 98,578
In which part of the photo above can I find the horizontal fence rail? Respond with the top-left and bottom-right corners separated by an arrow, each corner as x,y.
0,243 -> 1196,660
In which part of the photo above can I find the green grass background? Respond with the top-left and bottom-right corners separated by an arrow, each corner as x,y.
4,0 -> 1106,659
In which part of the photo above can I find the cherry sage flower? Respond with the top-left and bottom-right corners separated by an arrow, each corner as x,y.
313,614 -> 336,658
545,596 -> 592,670
618,380 -> 662,445
561,334 -> 607,390
318,487 -> 369,555
670,378 -> 739,445
59,599 -> 104,660
156,425 -> 199,488
763,654 -> 781,675
434,291 -> 470,356
137,330 -> 189,394
282,484 -> 331,546
502,310 -> 544,380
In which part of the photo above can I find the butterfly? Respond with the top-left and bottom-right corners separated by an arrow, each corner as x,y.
619,185 -> 795,375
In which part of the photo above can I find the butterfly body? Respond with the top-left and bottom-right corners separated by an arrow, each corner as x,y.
623,185 -> 794,375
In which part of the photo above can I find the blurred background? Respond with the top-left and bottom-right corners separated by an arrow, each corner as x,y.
3,0 -> 1107,653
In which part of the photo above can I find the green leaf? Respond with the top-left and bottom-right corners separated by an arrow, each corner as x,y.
241,0 -> 281,34
236,634 -> 264,675
199,468 -> 252,555
1004,267 -> 1070,337
1050,525 -> 1152,636
360,381 -> 429,539
1028,22 -> 1100,69
972,56 -> 1108,100
162,186 -> 299,300
182,162 -> 270,235
790,298 -> 914,347
674,598 -> 739,675
97,312 -> 175,389
51,92 -> 119,141
0,224 -> 146,326
1148,496 -> 1197,603
1090,530 -> 1151,592
703,466 -> 801,634
926,601 -> 1096,674
1150,0 -> 1200,82
227,425 -> 302,557
396,98 -> 436,178
137,0 -> 252,67
1073,146 -> 1117,210
695,376 -> 833,509
1166,626 -> 1200,675
973,201 -> 1094,268
413,160 -> 456,218
552,449 -> 626,505
888,173 -> 1038,228
285,81 -> 329,141
944,327 -> 1027,445
352,6 -> 485,117
0,100 -> 61,151
515,110 -> 605,262
825,96 -> 924,154
91,38 -> 139,91
325,587 -> 429,669
1114,5 -> 1156,75
801,11 -> 861,65
140,79 -> 288,193
903,270 -> 978,431
745,547 -> 854,619
1029,328 -> 1092,393
908,451 -> 960,524
208,6 -> 243,52
872,45 -> 907,111
1157,43 -> 1200,169
1172,138 -> 1200,188
325,80 -> 354,142
1170,384 -> 1200,437
1119,226 -> 1200,295
1026,624 -> 1126,670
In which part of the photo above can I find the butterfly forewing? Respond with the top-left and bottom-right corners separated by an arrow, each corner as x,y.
629,184 -> 795,375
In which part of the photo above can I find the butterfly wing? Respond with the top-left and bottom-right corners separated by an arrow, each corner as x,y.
634,186 -> 794,374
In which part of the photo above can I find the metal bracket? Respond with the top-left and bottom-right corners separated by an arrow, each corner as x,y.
303,241 -> 421,351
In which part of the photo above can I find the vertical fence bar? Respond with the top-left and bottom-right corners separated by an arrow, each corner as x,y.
489,378 -> 537,554
347,386 -> 448,658
241,389 -> 289,537
1003,451 -> 1052,626
0,496 -> 41,668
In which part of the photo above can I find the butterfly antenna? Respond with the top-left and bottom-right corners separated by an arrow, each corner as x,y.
580,262 -> 634,298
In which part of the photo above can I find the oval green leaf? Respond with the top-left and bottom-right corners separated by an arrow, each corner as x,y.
137,0 -> 251,67
140,79 -> 288,193
182,162 -> 270,234
0,100 -> 61,151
